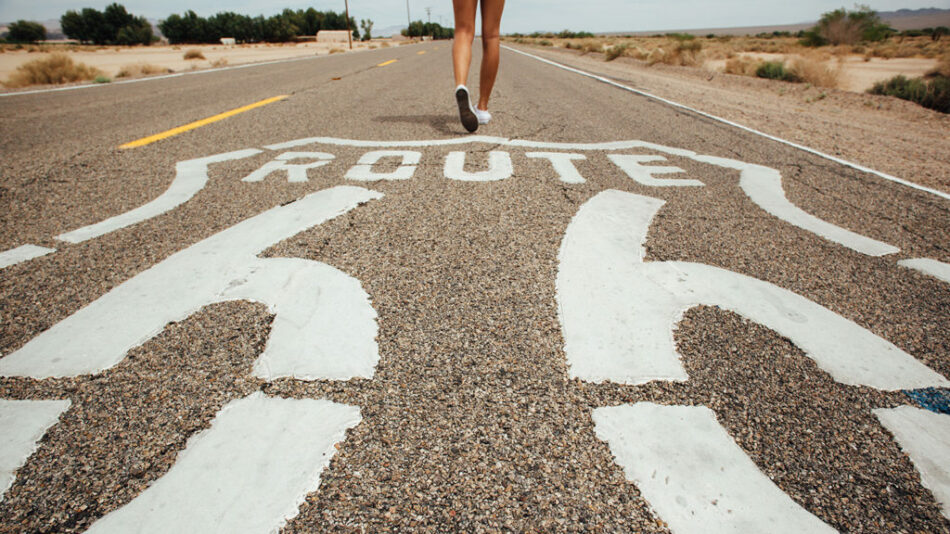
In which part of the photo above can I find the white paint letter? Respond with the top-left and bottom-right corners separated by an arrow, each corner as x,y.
85,392 -> 360,534
444,151 -> 513,182
242,152 -> 335,183
57,149 -> 262,244
874,406 -> 950,520
0,186 -> 382,380
345,150 -> 421,181
1,399 -> 70,501
593,403 -> 837,534
525,152 -> 587,184
557,190 -> 948,390
0,245 -> 55,270
899,258 -> 950,285
608,154 -> 704,187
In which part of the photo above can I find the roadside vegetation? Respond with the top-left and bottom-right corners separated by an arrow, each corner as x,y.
3,53 -> 102,88
868,58 -> 950,112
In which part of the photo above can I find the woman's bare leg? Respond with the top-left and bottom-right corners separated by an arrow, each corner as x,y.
477,0 -> 506,110
452,0 -> 478,87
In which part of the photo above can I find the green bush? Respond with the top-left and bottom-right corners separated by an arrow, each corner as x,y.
7,20 -> 47,43
755,61 -> 801,82
868,74 -> 949,113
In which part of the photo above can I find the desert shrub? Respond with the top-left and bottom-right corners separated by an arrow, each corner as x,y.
538,40 -> 552,46
869,74 -> 949,113
803,6 -> 893,47
755,61 -> 800,82
183,48 -> 205,59
724,56 -> 760,76
210,57 -> 228,67
4,53 -> 103,87
116,63 -> 171,78
605,43 -> 627,61
329,47 -> 344,54
789,57 -> 840,88
647,44 -> 702,67
94,75 -> 111,83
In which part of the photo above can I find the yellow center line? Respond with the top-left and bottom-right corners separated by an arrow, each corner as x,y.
377,59 -> 398,67
417,51 -> 426,55
119,95 -> 289,149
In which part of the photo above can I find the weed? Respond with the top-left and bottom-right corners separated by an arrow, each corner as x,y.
94,75 -> 111,83
756,61 -> 801,82
605,44 -> 627,61
4,53 -> 103,87
116,63 -> 171,78
869,74 -> 949,113
330,48 -> 344,54
789,57 -> 840,88
210,58 -> 228,68
538,40 -> 553,46
183,49 -> 205,60
724,56 -> 760,76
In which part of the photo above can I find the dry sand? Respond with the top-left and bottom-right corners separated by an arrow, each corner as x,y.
705,53 -> 937,92
0,40 -> 398,83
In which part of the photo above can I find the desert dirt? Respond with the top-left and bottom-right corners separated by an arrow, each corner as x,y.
705,53 -> 937,92
0,40 -> 397,82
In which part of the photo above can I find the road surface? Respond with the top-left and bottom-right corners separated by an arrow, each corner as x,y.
1,41 -> 948,533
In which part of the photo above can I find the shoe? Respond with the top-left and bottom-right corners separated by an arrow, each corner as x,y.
475,107 -> 491,125
455,85 -> 478,133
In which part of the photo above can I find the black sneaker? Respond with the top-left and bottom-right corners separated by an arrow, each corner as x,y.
455,85 -> 479,133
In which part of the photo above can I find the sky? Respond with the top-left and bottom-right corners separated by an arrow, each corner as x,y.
0,0 -> 945,34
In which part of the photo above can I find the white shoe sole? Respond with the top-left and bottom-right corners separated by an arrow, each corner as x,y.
455,86 -> 478,133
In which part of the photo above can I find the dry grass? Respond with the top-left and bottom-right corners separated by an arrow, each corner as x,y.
329,48 -> 345,54
789,56 -> 841,88
4,53 -> 103,88
183,49 -> 205,60
724,56 -> 760,76
210,58 -> 228,68
116,63 -> 172,78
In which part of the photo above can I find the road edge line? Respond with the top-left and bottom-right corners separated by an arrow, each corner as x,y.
502,45 -> 950,202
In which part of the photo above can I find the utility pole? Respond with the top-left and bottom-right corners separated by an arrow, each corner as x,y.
425,7 -> 431,24
344,0 -> 353,49
406,0 -> 411,34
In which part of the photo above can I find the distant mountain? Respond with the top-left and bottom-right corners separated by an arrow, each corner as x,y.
376,24 -> 407,38
884,8 -> 950,18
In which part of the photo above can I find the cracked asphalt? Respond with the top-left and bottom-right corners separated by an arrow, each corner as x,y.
1,41 -> 948,532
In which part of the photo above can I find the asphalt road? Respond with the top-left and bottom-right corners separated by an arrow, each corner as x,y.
1,41 -> 948,533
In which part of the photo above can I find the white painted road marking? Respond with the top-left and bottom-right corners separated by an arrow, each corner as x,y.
444,151 -> 514,182
85,392 -> 360,534
594,403 -> 837,533
695,156 -> 901,257
0,186 -> 382,380
898,258 -> 950,284
0,244 -> 55,270
345,150 -> 422,181
57,149 -> 262,244
242,152 -> 335,183
608,154 -> 704,187
0,399 -> 71,502
874,406 -> 950,520
556,189 -> 947,389
525,152 -> 588,184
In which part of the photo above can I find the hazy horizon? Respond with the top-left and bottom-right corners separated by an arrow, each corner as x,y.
1,1 -> 946,35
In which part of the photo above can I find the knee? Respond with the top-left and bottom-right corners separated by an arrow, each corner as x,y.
454,25 -> 475,42
481,31 -> 500,47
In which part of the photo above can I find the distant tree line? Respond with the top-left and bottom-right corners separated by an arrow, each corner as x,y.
61,3 -> 153,45
402,20 -> 454,39
159,8 -> 358,44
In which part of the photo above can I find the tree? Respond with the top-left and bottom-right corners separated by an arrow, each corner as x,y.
61,4 -> 152,45
7,20 -> 47,43
803,5 -> 892,46
360,19 -> 373,41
